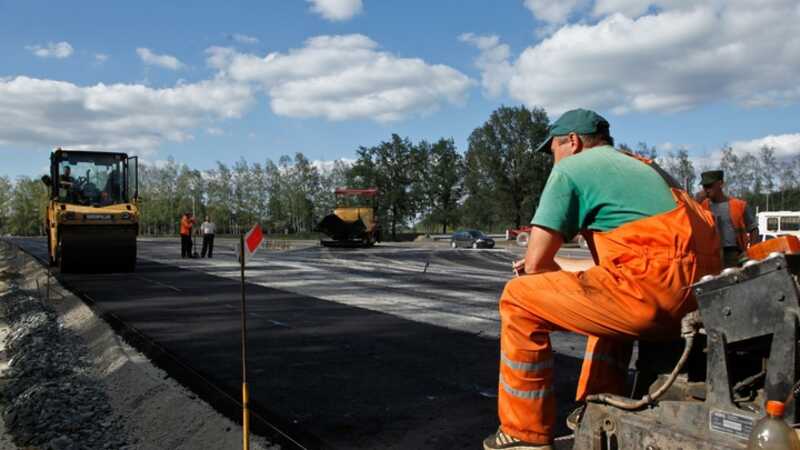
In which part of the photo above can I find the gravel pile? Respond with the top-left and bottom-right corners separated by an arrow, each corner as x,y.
1,279 -> 130,450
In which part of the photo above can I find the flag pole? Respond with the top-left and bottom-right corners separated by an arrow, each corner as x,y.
240,231 -> 250,450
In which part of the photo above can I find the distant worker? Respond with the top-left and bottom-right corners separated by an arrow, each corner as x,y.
200,216 -> 216,258
58,166 -> 76,201
59,165 -> 74,186
180,212 -> 196,258
699,170 -> 758,268
482,109 -> 720,450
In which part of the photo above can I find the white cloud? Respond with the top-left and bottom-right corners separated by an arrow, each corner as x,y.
206,127 -> 224,136
26,41 -> 74,59
307,0 -> 363,21
459,33 -> 512,98
470,0 -> 800,115
232,33 -> 259,45
312,158 -> 354,174
94,53 -> 109,63
136,48 -> 185,71
523,0 -> 588,24
206,34 -> 473,122
0,76 -> 254,156
659,142 -> 675,152
688,133 -> 800,171
592,0 -> 697,19
730,134 -> 800,159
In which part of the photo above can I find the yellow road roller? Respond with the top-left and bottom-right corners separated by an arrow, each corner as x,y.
41,149 -> 139,272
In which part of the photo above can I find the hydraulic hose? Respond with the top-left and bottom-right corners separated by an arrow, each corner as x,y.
586,311 -> 700,410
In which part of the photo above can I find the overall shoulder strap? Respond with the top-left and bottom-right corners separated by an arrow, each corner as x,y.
617,150 -> 682,190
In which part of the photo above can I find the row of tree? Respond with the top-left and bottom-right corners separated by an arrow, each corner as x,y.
2,105 -> 799,237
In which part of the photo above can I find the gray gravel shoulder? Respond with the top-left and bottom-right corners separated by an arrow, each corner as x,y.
0,241 -> 278,450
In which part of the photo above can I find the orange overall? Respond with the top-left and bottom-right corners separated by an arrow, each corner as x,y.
497,188 -> 720,444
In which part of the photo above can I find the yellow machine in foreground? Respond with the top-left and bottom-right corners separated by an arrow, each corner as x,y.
317,188 -> 380,247
41,149 -> 139,272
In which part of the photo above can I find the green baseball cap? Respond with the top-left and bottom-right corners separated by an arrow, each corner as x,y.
535,108 -> 610,153
700,170 -> 723,186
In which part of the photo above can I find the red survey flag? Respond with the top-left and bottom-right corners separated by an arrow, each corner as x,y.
242,224 -> 264,263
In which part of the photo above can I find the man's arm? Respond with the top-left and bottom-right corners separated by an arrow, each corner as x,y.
744,204 -> 759,245
514,226 -> 564,275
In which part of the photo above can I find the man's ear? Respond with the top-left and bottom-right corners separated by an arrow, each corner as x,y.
568,132 -> 583,154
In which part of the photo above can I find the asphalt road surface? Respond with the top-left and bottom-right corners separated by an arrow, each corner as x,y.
9,237 -> 589,449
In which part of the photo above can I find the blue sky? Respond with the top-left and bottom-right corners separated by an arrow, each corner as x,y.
2,0 -> 800,178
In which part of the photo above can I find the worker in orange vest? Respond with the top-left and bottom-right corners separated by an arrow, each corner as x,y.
180,212 -> 196,258
482,109 -> 720,450
699,170 -> 758,268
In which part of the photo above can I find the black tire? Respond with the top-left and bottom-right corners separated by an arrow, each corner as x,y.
123,257 -> 136,272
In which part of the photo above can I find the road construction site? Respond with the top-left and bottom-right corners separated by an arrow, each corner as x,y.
1,236 -> 591,449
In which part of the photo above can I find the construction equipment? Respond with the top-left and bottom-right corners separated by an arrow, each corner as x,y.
316,188 -> 380,247
570,246 -> 800,449
41,149 -> 139,272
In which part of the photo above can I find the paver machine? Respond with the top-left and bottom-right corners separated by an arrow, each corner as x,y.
569,242 -> 800,449
316,187 -> 380,247
41,148 -> 139,272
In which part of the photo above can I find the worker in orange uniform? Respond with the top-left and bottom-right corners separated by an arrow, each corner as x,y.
180,212 -> 196,258
699,170 -> 758,268
482,109 -> 721,450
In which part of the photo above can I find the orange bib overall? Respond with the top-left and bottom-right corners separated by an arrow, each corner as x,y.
497,188 -> 720,444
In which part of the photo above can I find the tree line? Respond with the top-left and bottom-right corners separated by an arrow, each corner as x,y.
2,105 -> 799,237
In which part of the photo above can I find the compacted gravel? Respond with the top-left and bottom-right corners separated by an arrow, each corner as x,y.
0,275 -> 129,450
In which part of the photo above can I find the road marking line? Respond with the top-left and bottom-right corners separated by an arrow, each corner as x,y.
135,276 -> 182,293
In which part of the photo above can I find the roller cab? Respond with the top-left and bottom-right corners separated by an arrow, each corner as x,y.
42,149 -> 140,272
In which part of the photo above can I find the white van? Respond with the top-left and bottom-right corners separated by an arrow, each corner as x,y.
758,211 -> 800,240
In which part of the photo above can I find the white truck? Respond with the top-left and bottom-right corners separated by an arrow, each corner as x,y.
758,210 -> 800,240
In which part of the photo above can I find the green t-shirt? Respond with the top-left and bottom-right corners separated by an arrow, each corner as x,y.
532,146 -> 676,240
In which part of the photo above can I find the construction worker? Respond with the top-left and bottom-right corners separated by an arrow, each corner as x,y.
483,109 -> 720,450
699,170 -> 758,268
180,212 -> 196,258
200,216 -> 216,258
58,166 -> 76,201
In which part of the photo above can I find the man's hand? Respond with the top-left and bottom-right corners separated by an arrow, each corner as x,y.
512,258 -> 526,277
520,226 -> 564,275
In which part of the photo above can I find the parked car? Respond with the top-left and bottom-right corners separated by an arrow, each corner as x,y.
451,230 -> 495,249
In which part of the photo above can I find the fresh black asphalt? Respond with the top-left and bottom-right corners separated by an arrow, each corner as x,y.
8,238 -> 584,449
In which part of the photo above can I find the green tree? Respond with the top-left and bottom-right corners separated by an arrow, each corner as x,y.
206,162 -> 234,234
0,176 -> 12,234
758,146 -> 778,210
8,177 -> 48,235
264,159 -> 287,233
351,134 -> 420,240
417,138 -> 463,234
463,105 -> 551,230
635,142 -> 658,160
661,148 -> 695,192
317,160 -> 353,222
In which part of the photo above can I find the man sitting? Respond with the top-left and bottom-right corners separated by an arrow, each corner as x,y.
483,109 -> 721,449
